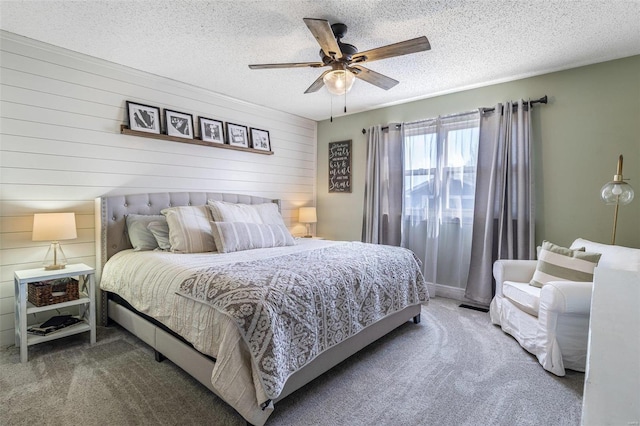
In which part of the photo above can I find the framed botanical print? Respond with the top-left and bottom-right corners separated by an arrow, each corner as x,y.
250,127 -> 271,151
126,101 -> 161,134
226,122 -> 249,148
199,117 -> 225,144
164,109 -> 194,139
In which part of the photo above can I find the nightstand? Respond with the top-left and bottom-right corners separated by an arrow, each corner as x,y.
14,263 -> 96,362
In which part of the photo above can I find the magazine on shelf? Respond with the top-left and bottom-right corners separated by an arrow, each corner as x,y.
27,315 -> 82,336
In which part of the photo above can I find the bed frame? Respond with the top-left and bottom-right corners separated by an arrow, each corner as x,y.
95,192 -> 422,424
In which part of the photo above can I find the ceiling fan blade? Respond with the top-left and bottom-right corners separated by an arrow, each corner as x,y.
304,70 -> 332,94
350,65 -> 399,90
303,18 -> 342,59
249,62 -> 325,69
351,36 -> 431,63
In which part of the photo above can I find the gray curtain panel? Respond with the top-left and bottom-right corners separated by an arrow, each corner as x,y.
465,101 -> 536,305
362,124 -> 404,245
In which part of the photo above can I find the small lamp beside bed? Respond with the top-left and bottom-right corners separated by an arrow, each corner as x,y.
32,212 -> 77,270
299,207 -> 317,238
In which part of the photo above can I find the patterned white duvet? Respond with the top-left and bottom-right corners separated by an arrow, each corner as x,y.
100,238 -> 428,424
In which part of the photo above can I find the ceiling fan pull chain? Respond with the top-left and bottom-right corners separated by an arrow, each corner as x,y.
330,94 -> 333,122
344,92 -> 347,114
344,67 -> 347,114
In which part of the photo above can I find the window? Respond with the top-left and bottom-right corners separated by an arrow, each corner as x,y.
404,115 -> 479,225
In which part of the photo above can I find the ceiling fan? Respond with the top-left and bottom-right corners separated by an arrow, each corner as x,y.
249,18 -> 431,95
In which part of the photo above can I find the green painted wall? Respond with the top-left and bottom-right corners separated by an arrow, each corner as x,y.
317,55 -> 640,249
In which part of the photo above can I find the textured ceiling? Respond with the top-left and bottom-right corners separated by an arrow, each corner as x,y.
1,0 -> 639,121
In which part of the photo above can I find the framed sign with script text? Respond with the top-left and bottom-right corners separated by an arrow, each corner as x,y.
328,140 -> 352,193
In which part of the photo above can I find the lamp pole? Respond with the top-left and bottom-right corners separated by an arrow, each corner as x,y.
611,196 -> 619,245
604,155 -> 633,245
611,156 -> 623,245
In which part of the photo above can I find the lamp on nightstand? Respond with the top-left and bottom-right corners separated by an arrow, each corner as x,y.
32,212 -> 77,270
299,207 -> 317,238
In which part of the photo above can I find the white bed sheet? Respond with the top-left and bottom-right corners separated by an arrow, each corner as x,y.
100,238 -> 339,357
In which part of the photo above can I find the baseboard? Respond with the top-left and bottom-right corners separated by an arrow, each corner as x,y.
427,283 -> 465,300
427,283 -> 490,310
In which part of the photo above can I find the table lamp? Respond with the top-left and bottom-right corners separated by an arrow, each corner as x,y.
32,212 -> 77,270
299,207 -> 317,238
600,155 -> 634,244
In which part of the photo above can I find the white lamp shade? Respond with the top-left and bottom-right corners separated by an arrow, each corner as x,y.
323,70 -> 355,96
32,213 -> 77,241
299,207 -> 317,224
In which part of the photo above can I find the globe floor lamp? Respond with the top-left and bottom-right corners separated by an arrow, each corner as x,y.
600,155 -> 634,245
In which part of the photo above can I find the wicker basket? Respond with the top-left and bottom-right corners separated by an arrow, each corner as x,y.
28,277 -> 79,307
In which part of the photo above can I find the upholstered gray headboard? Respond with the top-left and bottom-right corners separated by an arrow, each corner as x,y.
94,192 -> 280,324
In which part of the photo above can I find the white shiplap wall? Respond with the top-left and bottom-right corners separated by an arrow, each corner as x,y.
0,31 -> 317,346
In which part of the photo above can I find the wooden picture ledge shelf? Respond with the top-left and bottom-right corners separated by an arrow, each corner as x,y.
121,125 -> 274,155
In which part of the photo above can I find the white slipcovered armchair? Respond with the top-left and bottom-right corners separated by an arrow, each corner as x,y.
490,238 -> 640,376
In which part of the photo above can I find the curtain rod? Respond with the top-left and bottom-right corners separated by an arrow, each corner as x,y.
481,95 -> 548,113
361,95 -> 548,134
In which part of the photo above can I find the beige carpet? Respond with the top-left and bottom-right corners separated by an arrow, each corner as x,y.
0,297 -> 584,425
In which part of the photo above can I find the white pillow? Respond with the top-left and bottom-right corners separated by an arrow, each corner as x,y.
210,221 -> 295,253
161,206 -> 216,253
208,200 -> 263,223
571,238 -> 640,272
252,202 -> 286,227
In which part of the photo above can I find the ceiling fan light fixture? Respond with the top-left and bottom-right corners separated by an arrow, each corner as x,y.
323,69 -> 355,95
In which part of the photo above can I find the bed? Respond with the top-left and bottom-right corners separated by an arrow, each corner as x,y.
95,192 -> 428,425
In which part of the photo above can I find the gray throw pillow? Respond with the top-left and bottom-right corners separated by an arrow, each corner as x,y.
147,221 -> 171,250
126,214 -> 166,251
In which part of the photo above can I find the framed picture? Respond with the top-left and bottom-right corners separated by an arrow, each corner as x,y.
164,109 -> 194,139
198,117 -> 225,144
226,122 -> 249,148
250,127 -> 271,151
328,140 -> 352,193
126,101 -> 161,134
